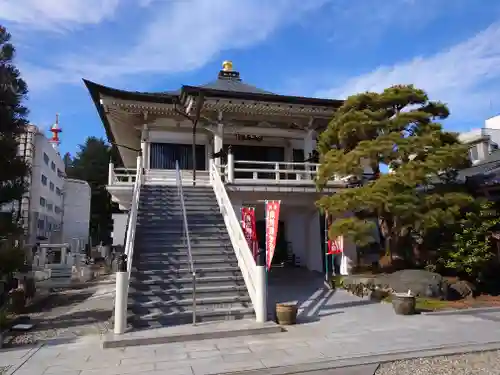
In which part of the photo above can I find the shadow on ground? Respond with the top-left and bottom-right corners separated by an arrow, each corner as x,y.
267,267 -> 380,324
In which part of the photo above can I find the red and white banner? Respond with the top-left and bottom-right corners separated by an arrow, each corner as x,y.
326,214 -> 343,255
265,200 -> 281,270
241,207 -> 258,259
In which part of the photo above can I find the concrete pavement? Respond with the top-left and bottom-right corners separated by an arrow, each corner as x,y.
2,289 -> 500,375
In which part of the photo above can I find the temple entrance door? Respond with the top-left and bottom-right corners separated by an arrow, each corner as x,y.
225,145 -> 284,179
150,143 -> 206,170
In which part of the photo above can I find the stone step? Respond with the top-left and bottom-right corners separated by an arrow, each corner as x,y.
136,220 -> 225,226
139,197 -> 216,203
134,235 -> 231,243
126,306 -> 256,331
134,242 -> 233,250
133,258 -> 239,269
129,285 -> 249,300
138,207 -> 221,214
137,216 -> 224,223
129,294 -> 251,310
135,249 -> 236,258
102,319 -> 283,349
129,275 -> 245,290
141,185 -> 214,195
140,201 -> 216,206
135,224 -> 226,231
131,266 -> 242,279
136,227 -> 227,235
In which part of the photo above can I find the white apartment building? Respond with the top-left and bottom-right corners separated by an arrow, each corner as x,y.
459,115 -> 500,164
3,124 -> 91,249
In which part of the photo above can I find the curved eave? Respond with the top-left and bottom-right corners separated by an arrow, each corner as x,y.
83,79 -> 177,104
83,79 -> 121,165
181,85 -> 343,108
83,79 -> 179,166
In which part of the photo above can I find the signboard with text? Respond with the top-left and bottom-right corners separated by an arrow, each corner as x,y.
326,213 -> 343,255
265,200 -> 281,270
241,207 -> 258,259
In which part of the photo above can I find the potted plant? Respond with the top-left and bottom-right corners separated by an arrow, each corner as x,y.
392,290 -> 416,315
275,302 -> 298,325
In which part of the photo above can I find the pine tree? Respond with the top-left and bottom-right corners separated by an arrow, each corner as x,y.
67,137 -> 114,245
316,85 -> 474,261
0,25 -> 29,236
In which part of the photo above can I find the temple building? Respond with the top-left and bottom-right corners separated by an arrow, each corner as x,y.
84,61 -> 363,328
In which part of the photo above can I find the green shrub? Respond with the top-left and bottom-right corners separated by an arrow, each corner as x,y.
437,202 -> 500,282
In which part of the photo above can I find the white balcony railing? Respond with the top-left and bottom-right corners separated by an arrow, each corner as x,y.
108,164 -> 137,185
108,159 -> 343,187
227,159 -> 323,185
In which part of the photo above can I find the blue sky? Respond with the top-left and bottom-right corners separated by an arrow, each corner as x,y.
2,0 -> 500,157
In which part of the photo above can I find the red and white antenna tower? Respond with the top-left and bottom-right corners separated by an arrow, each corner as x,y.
49,113 -> 62,151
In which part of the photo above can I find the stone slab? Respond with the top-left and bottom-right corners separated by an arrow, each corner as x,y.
422,306 -> 500,316
217,341 -> 500,375
102,319 -> 284,348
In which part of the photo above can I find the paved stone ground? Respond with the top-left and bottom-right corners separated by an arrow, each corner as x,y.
0,346 -> 37,375
6,289 -> 500,375
2,279 -> 114,347
376,350 -> 500,375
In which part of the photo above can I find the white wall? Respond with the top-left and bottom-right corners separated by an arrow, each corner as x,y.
61,178 -> 91,251
285,209 -> 308,267
112,213 -> 128,246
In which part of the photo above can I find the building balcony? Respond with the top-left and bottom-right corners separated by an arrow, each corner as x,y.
107,158 -> 347,209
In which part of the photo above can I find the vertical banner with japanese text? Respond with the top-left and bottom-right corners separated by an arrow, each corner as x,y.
265,200 -> 281,270
241,207 -> 258,259
326,212 -> 343,255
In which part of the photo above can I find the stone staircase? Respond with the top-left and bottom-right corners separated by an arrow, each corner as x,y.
128,185 -> 254,329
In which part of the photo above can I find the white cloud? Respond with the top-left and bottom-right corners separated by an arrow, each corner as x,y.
15,0 -> 330,90
0,0 -> 121,31
318,23 -> 500,121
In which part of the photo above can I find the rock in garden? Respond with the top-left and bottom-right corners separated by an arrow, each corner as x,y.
448,280 -> 476,300
386,269 -> 448,299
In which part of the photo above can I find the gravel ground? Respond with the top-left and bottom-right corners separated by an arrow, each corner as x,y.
1,281 -> 113,347
376,350 -> 500,375
0,366 -> 10,375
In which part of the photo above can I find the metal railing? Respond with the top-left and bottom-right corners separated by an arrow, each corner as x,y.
175,160 -> 197,325
124,156 -> 143,284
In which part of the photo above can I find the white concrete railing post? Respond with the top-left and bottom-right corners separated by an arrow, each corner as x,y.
227,149 -> 235,183
136,155 -> 142,184
108,162 -> 114,185
60,247 -> 66,265
255,265 -> 267,323
274,163 -> 280,181
114,254 -> 128,334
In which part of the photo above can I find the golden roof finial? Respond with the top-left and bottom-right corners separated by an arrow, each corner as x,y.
222,60 -> 233,72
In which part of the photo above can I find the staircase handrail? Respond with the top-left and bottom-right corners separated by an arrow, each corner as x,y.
175,161 -> 197,325
124,156 -> 143,279
209,160 -> 258,308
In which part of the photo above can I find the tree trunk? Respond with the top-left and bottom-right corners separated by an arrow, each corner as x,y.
385,236 -> 392,260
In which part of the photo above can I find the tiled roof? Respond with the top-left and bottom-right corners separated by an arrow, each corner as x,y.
198,78 -> 274,95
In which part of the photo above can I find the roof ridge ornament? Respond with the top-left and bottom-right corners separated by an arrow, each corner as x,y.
222,60 -> 233,72
218,60 -> 241,81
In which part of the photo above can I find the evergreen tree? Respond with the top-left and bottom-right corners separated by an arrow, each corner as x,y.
0,25 -> 29,236
67,137 -> 114,245
316,85 -> 473,260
